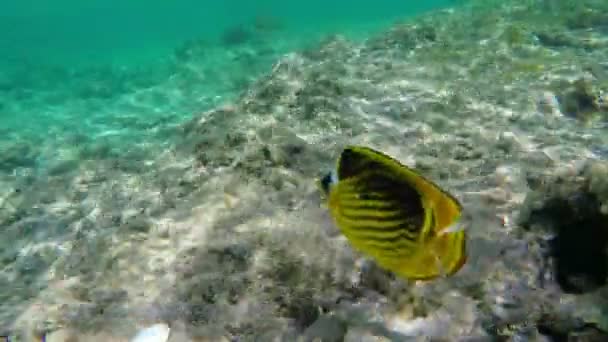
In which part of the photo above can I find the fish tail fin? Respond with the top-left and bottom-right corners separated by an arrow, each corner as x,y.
431,230 -> 467,277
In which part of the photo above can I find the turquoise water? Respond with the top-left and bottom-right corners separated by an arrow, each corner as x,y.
1,0 -> 455,167
2,1 -> 454,66
1,1 -> 458,187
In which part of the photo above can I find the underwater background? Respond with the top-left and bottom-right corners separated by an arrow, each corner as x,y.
2,1 -> 456,65
2,0 -> 608,340
1,0 -> 455,169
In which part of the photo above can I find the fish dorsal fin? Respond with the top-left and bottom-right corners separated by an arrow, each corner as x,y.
337,146 -> 419,184
336,146 -> 378,180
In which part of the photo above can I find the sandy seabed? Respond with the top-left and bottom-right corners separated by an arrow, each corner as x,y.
2,0 -> 608,341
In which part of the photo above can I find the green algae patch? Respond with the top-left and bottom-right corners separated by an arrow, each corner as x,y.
554,76 -> 608,123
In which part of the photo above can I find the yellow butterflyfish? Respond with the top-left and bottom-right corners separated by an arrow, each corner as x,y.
318,146 -> 467,281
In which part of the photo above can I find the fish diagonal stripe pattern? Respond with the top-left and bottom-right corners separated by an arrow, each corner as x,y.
345,231 -> 419,250
336,215 -> 420,241
347,233 -> 418,258
336,204 -> 422,235
339,205 -> 405,222
338,197 -> 400,210
335,189 -> 425,230
347,170 -> 411,192
338,172 -> 424,209
333,196 -> 424,237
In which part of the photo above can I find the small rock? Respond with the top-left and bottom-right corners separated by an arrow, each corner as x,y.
90,287 -> 128,306
154,224 -> 171,239
122,216 -> 151,233
357,259 -> 393,295
46,328 -> 79,342
47,158 -> 79,176
496,131 -> 529,153
494,164 -> 523,188
344,326 -> 390,342
537,91 -> 562,116
556,76 -> 606,121
302,314 -> 347,342
166,321 -> 191,342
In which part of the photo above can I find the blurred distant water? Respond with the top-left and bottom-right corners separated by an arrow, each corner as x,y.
1,0 -> 455,66
0,0 -> 456,178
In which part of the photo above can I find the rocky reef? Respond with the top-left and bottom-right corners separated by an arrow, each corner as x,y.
517,160 -> 608,340
3,0 -> 608,340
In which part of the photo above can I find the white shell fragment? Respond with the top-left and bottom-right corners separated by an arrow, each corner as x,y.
130,323 -> 171,342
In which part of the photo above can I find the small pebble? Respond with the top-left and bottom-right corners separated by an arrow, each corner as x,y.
131,323 -> 170,342
303,314 -> 347,342
46,328 -> 79,342
537,91 -> 562,116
